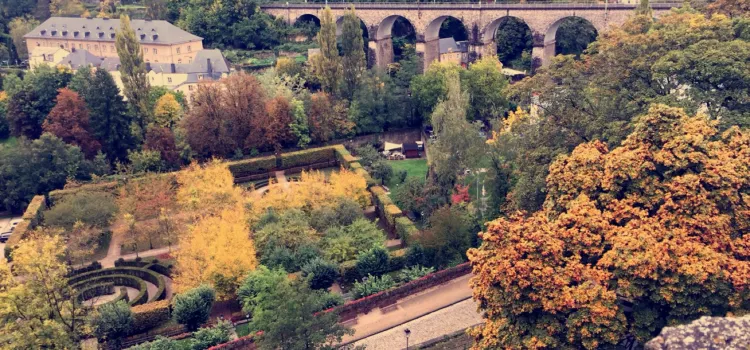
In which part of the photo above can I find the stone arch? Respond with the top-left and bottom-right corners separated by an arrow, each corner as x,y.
541,16 -> 598,67
480,16 -> 534,59
372,15 -> 417,69
423,15 -> 470,69
293,13 -> 320,27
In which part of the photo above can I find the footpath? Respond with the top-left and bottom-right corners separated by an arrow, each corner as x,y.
340,273 -> 476,345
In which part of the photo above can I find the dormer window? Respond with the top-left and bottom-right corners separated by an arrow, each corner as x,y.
40,30 -> 46,35
51,30 -> 57,36
73,31 -> 79,37
140,34 -> 146,40
62,30 -> 68,36
110,33 -> 115,39
152,34 -> 158,40
85,31 -> 90,37
98,32 -> 104,38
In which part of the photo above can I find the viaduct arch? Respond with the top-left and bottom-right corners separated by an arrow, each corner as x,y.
264,3 -> 674,71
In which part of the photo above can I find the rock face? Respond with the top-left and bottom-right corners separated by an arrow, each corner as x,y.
645,315 -> 750,350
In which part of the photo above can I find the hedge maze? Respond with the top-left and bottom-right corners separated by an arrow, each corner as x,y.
69,259 -> 172,307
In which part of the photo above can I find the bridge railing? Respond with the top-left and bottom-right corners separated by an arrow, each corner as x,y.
262,1 -> 685,9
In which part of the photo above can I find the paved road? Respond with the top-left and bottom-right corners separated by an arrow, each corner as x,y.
341,273 -> 476,344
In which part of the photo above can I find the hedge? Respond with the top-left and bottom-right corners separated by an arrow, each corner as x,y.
280,147 -> 336,169
227,155 -> 277,179
333,145 -> 357,168
71,274 -> 148,306
131,299 -> 171,334
394,217 -> 418,244
68,267 -> 166,303
69,261 -> 103,276
208,334 -> 257,350
76,282 -> 114,302
384,204 -> 403,228
333,262 -> 472,321
354,168 -> 377,188
339,248 -> 410,285
4,195 -> 46,261
48,181 -> 120,205
145,263 -> 173,278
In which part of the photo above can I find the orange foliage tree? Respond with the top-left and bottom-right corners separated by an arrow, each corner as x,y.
43,88 -> 101,158
468,105 -> 750,349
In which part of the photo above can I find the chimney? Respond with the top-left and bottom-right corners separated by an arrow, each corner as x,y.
207,58 -> 212,74
170,63 -> 176,73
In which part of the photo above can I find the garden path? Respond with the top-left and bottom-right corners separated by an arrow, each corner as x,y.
99,232 -> 123,268
349,298 -> 482,350
275,171 -> 290,189
340,273 -> 474,344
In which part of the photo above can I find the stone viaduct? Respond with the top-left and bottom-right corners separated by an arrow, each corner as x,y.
262,2 -> 674,70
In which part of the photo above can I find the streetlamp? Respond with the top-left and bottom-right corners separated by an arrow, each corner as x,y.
404,328 -> 411,350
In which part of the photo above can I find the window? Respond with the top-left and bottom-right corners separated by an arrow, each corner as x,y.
79,44 -> 83,49
153,48 -> 157,54
94,44 -> 98,50
178,59 -> 182,64
87,44 -> 91,50
188,85 -> 193,91
167,77 -> 172,83
188,58 -> 192,63
187,46 -> 192,52
143,48 -> 147,55
176,47 -> 181,54
110,45 -> 115,52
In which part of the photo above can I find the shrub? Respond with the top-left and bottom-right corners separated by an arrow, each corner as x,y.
406,244 -> 427,267
389,248 -> 408,271
227,155 -> 276,178
339,260 -> 359,284
44,191 -> 117,229
384,204 -> 404,227
354,145 -> 380,167
395,216 -> 418,243
333,198 -> 365,227
352,274 -> 396,299
173,285 -> 216,331
370,160 -> 394,185
92,300 -> 133,348
398,265 -> 436,283
191,321 -> 233,350
355,247 -> 390,277
301,258 -> 339,290
395,170 -> 408,184
131,299 -> 171,334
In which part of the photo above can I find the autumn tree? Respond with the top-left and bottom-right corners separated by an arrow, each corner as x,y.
182,74 -> 267,158
43,88 -> 101,158
117,174 -> 178,250
312,7 -> 341,95
64,222 -> 101,265
340,7 -> 366,100
469,105 -> 750,349
308,92 -> 353,143
144,126 -> 180,169
176,160 -> 243,217
50,0 -> 86,16
0,232 -> 88,347
153,93 -> 183,129
116,15 -> 152,132
6,66 -> 71,139
248,95 -> 296,152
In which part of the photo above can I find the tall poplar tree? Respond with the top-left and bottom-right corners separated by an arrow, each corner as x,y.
313,7 -> 342,96
340,8 -> 366,100
87,69 -> 134,162
116,15 -> 151,135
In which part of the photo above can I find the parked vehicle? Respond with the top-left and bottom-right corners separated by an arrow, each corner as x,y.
0,231 -> 11,243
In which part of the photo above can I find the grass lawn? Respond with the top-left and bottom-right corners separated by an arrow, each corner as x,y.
235,322 -> 252,337
385,159 -> 428,188
0,137 -> 17,148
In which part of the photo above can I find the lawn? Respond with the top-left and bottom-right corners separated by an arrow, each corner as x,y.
235,322 -> 252,337
385,159 -> 428,188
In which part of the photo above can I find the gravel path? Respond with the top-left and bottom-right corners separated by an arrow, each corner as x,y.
350,299 -> 482,350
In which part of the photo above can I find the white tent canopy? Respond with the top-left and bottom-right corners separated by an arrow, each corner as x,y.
384,142 -> 403,152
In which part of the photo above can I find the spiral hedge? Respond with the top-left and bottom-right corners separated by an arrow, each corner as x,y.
69,266 -> 168,307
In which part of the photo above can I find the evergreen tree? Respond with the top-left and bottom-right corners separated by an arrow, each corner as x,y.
87,69 -> 134,162
313,7 -> 341,96
340,8 -> 366,100
116,15 -> 151,135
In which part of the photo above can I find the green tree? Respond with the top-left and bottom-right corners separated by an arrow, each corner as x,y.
312,7 -> 341,95
410,61 -> 462,122
462,56 -> 510,123
8,16 -> 39,59
370,160 -> 393,185
43,191 -> 117,229
249,279 -> 352,350
355,246 -> 390,277
68,65 -> 94,100
417,205 -> 475,268
116,15 -> 152,133
0,134 -> 88,212
172,285 -> 216,331
429,72 -> 484,186
88,69 -> 134,162
91,300 -> 134,349
301,257 -> 338,290
340,8 -> 366,100
144,0 -> 168,20
238,266 -> 289,314
494,17 -> 533,69
6,66 -> 71,139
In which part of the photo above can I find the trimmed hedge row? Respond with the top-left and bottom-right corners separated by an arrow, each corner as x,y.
68,266 -> 166,303
339,248 -> 409,284
333,145 -> 357,168
334,262 -> 472,321
394,217 -> 419,244
76,282 -> 114,302
131,299 -> 171,334
208,334 -> 257,350
4,195 -> 46,261
72,274 -> 148,306
145,263 -> 173,278
227,155 -> 277,179
280,147 -> 336,169
370,186 -> 404,232
48,181 -> 120,205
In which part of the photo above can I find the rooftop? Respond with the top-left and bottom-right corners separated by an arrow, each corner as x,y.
24,17 -> 202,45
101,49 -> 230,75
438,38 -> 468,54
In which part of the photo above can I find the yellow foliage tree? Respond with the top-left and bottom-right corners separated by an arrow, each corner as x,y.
248,168 -> 369,222
153,93 -> 184,129
0,232 -> 89,347
174,206 -> 257,300
177,160 -> 243,217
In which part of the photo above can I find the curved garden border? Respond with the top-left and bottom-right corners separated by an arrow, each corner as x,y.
69,266 -> 168,306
